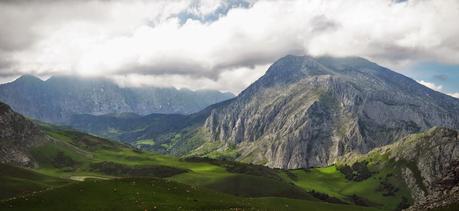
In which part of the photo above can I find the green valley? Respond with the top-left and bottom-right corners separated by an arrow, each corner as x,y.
0,124 -> 416,211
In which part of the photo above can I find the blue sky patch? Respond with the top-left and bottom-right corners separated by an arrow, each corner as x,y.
404,62 -> 459,94
177,0 -> 252,25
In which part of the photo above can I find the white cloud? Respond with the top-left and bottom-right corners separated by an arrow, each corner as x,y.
1,0 -> 459,93
449,93 -> 459,98
417,80 -> 443,91
417,80 -> 459,98
109,64 -> 268,94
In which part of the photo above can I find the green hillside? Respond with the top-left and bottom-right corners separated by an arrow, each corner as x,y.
0,164 -> 69,200
0,125 -> 413,210
0,177 -> 379,211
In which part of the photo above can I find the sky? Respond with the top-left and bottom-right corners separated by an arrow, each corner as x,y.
0,0 -> 458,96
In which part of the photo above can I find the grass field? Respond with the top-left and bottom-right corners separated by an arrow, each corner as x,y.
135,139 -> 156,147
0,178 -> 380,211
0,126 -> 412,210
0,164 -> 69,200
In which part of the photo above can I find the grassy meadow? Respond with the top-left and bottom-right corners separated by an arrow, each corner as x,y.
0,126 -> 412,210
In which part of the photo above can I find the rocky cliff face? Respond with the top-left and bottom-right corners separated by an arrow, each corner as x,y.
203,55 -> 459,168
0,75 -> 234,123
339,127 -> 459,210
389,128 -> 459,210
0,101 -> 47,167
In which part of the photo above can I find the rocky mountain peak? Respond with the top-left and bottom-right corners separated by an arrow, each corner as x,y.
241,54 -> 394,99
14,74 -> 44,84
316,56 -> 378,70
202,55 -> 459,169
263,55 -> 379,79
262,55 -> 328,80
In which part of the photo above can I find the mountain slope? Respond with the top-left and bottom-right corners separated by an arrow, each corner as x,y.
0,75 -> 234,123
0,102 -> 48,167
338,127 -> 459,210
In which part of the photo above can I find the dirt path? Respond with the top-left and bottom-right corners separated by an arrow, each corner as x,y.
69,175 -> 110,181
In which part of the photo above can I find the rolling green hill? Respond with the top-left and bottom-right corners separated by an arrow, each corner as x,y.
0,164 -> 69,200
0,124 -> 415,210
0,177 -> 379,211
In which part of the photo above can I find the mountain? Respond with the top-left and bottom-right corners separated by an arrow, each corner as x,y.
0,101 -> 47,167
0,75 -> 234,123
66,55 -> 459,169
200,55 -> 459,168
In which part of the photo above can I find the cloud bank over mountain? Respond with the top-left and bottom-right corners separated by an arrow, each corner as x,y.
1,0 -> 458,93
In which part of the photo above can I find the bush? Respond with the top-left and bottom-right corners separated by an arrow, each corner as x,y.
376,180 -> 399,196
338,161 -> 372,181
309,190 -> 346,204
52,151 -> 76,169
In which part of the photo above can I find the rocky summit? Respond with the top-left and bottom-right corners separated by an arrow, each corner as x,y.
202,55 -> 459,168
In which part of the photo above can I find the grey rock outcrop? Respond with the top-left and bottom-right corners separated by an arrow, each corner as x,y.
339,127 -> 459,210
391,128 -> 459,210
0,101 -> 47,167
203,55 -> 459,168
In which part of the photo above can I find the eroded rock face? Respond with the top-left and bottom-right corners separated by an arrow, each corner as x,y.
0,102 -> 46,167
387,128 -> 459,210
203,55 -> 459,168
338,127 -> 459,210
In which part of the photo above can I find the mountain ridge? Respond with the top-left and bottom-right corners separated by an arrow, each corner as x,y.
0,75 -> 234,123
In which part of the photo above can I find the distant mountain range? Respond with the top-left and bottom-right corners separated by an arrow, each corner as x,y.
66,55 -> 459,169
0,75 -> 234,123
